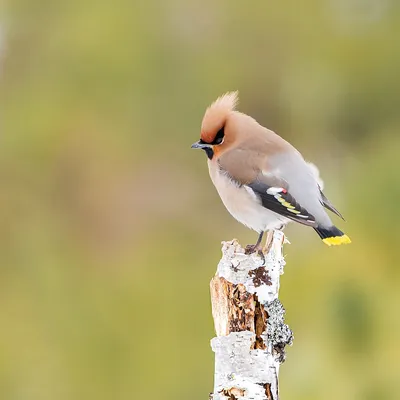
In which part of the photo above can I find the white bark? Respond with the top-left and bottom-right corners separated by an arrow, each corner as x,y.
210,231 -> 293,400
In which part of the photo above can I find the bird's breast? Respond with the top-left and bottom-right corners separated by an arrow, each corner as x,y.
207,161 -> 288,232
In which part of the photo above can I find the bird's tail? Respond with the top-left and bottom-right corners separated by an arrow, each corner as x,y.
314,225 -> 351,246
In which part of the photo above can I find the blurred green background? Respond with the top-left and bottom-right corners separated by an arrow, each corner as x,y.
0,1 -> 399,399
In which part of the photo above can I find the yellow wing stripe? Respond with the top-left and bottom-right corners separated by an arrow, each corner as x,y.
276,196 -> 298,210
323,235 -> 352,246
273,190 -> 313,220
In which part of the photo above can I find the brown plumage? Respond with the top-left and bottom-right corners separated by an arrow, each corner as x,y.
192,91 -> 351,252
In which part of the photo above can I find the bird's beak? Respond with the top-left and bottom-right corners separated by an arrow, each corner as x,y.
191,141 -> 211,149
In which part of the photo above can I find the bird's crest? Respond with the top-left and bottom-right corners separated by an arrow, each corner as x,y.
201,91 -> 239,143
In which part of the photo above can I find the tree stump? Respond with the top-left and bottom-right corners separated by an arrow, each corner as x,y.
209,231 -> 293,400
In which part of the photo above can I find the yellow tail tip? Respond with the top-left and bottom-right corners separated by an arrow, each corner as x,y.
322,235 -> 352,246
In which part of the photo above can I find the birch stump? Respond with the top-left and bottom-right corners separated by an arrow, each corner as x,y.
209,230 -> 293,400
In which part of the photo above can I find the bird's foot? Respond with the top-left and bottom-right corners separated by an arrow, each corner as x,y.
245,243 -> 260,254
245,244 -> 265,265
257,249 -> 265,265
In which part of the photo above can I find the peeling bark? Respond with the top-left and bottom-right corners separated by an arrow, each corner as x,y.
209,231 -> 293,400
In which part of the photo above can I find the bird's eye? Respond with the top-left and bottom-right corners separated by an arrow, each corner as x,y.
213,127 -> 225,145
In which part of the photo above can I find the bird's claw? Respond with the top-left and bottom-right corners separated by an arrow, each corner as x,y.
257,249 -> 266,265
245,244 -> 266,265
245,244 -> 259,254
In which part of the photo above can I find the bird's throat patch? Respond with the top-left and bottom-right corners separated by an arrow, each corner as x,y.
203,147 -> 214,159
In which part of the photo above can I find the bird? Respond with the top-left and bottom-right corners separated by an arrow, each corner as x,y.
191,91 -> 351,256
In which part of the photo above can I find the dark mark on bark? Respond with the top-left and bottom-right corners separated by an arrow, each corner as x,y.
248,266 -> 272,287
230,262 -> 239,273
254,295 -> 267,349
229,284 -> 255,333
264,383 -> 274,400
219,387 -> 246,399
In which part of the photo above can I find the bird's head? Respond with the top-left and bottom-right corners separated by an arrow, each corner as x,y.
191,91 -> 239,159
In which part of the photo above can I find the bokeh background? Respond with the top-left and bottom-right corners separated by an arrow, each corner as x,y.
1,1 -> 399,399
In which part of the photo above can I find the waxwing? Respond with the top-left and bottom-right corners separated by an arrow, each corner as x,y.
191,91 -> 351,254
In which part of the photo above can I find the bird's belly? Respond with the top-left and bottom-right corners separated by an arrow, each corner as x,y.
209,167 -> 289,232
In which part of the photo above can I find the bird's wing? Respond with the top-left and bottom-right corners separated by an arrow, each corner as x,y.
246,179 -> 317,227
319,190 -> 345,220
218,147 -> 317,227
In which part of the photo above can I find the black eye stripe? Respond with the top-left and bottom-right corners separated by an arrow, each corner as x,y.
211,127 -> 225,145
200,127 -> 225,146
